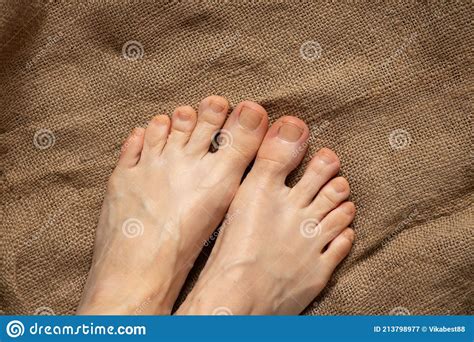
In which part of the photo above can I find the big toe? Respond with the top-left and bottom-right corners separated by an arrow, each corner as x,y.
209,101 -> 269,171
251,116 -> 309,182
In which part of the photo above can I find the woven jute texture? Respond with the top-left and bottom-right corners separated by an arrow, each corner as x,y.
1,0 -> 472,315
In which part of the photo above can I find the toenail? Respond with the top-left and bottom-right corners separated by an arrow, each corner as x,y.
176,111 -> 192,121
208,100 -> 226,113
333,179 -> 348,193
239,106 -> 263,130
153,116 -> 168,125
318,151 -> 335,165
342,203 -> 356,215
343,229 -> 355,242
278,122 -> 303,142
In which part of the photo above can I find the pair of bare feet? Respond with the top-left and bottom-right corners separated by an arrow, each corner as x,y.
76,96 -> 355,315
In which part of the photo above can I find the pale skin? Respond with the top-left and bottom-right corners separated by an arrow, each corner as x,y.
76,95 -> 355,315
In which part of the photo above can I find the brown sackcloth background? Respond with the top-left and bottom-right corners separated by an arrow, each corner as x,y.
0,0 -> 472,315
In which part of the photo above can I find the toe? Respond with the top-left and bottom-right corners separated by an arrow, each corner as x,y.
142,115 -> 170,158
321,228 -> 354,274
291,148 -> 341,206
186,95 -> 228,156
118,127 -> 145,168
167,106 -> 197,148
252,116 -> 309,182
209,101 -> 268,171
316,201 -> 356,250
308,176 -> 350,219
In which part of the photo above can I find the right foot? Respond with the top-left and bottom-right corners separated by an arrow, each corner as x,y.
77,96 -> 269,314
177,117 -> 356,315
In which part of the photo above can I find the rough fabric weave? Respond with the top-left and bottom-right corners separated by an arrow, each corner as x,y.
0,0 -> 472,315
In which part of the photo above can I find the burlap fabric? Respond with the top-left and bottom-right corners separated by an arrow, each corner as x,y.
1,0 -> 472,315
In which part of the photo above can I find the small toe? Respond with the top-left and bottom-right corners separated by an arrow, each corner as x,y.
291,148 -> 341,206
186,95 -> 228,156
316,201 -> 356,250
142,115 -> 170,158
321,228 -> 354,273
252,116 -> 309,182
167,106 -> 197,148
118,127 -> 145,168
209,101 -> 268,172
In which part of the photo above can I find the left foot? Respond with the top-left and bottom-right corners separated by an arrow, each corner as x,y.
77,96 -> 269,314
